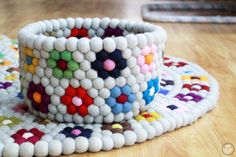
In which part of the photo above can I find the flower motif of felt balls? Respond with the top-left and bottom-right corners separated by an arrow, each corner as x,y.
137,44 -> 158,74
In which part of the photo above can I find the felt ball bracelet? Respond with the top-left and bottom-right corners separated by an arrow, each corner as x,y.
17,17 -> 167,123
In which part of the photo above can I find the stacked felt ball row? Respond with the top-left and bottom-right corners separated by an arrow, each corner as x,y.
18,17 -> 167,124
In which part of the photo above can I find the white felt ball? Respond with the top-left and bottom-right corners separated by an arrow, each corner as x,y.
126,34 -> 137,49
104,77 -> 115,89
80,60 -> 91,71
73,114 -> 83,124
72,51 -> 84,63
112,133 -> 125,148
51,94 -> 60,105
74,69 -> 85,80
70,79 -> 80,88
54,38 -> 66,52
75,17 -> 83,29
104,113 -> 114,123
66,17 -> 75,29
159,119 -> 170,132
151,121 -> 164,136
77,38 -> 90,53
86,69 -> 97,80
137,34 -> 147,48
80,78 -> 92,90
56,30 -> 63,38
115,77 -> 126,87
94,115 -> 103,124
75,137 -> 89,153
50,77 -> 59,87
88,105 -> 99,116
122,48 -> 132,59
144,125 -> 156,139
102,136 -> 114,151
88,29 -> 95,38
103,37 -> 116,53
48,104 -> 57,114
3,143 -> 19,157
40,50 -> 49,59
45,85 -> 54,95
144,32 -> 155,45
109,18 -> 119,28
33,49 -> 41,58
127,57 -> 136,68
34,35 -> 46,50
99,88 -> 110,99
83,18 -> 92,29
66,37 -> 78,52
64,29 -> 71,37
92,78 -> 104,89
100,17 -> 110,29
88,88 -> 98,98
0,143 -> 4,156
115,37 -> 127,51
60,78 -> 69,89
48,140 -> 62,156
33,75 -> 40,84
123,131 -> 137,146
118,19 -> 128,29
88,137 -> 103,152
127,75 -> 136,86
99,105 -> 111,116
114,113 -> 124,122
45,68 -> 52,78
96,28 -> 104,37
91,18 -> 100,29
121,67 -> 131,78
64,114 -> 73,122
90,37 -> 103,52
55,86 -> 65,96
85,51 -> 96,62
55,113 -> 64,122
19,142 -> 34,157
57,104 -> 67,114
132,47 -> 141,57
94,97 -> 105,107
41,77 -> 49,87
34,141 -> 48,157
62,138 -> 75,155
43,37 -> 56,51
58,18 -> 67,28
134,128 -> 148,143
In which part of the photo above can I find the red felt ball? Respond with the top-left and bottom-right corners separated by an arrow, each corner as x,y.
30,128 -> 44,138
27,136 -> 40,144
66,85 -> 77,96
78,28 -> 88,37
202,85 -> 210,91
70,28 -> 79,37
183,84 -> 191,89
83,94 -> 93,106
57,59 -> 68,71
15,137 -> 27,145
16,129 -> 28,136
78,105 -> 88,117
67,105 -> 77,115
77,87 -> 86,98
143,114 -> 152,119
116,94 -> 128,104
61,95 -> 72,105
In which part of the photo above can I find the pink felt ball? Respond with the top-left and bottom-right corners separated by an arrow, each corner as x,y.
103,59 -> 116,71
137,56 -> 145,66
141,46 -> 150,55
71,129 -> 81,136
141,64 -> 149,73
72,97 -> 82,106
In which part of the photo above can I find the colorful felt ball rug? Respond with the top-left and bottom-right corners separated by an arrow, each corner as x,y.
0,35 -> 219,157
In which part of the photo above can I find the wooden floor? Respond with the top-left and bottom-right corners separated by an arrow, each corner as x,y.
0,0 -> 236,156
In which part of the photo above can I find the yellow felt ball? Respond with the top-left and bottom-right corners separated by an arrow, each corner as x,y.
150,112 -> 161,119
135,115 -> 145,121
24,64 -> 28,71
182,75 -> 191,80
111,124 -> 123,129
32,58 -> 38,66
145,54 -> 153,64
140,112 -> 147,116
147,117 -> 156,122
28,65 -> 35,74
200,76 -> 208,81
25,48 -> 33,57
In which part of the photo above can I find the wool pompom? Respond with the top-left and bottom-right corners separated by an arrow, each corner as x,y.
19,142 -> 34,157
62,138 -> 75,155
88,137 -> 102,152
48,140 -> 62,156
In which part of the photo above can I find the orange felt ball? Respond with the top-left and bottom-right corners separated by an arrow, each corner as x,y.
145,54 -> 153,64
33,92 -> 42,104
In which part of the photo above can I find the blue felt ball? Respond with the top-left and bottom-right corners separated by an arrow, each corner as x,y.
147,80 -> 154,89
128,93 -> 136,103
121,85 -> 131,95
112,103 -> 123,114
110,86 -> 121,98
122,102 -> 132,113
106,97 -> 116,107
26,56 -> 32,65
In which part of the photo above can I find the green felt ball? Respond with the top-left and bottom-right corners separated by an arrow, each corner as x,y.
50,50 -> 60,60
61,51 -> 72,62
68,61 -> 79,71
53,68 -> 63,79
63,70 -> 73,79
47,59 -> 56,68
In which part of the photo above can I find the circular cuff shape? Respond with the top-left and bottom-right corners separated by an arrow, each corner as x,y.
17,17 -> 167,124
